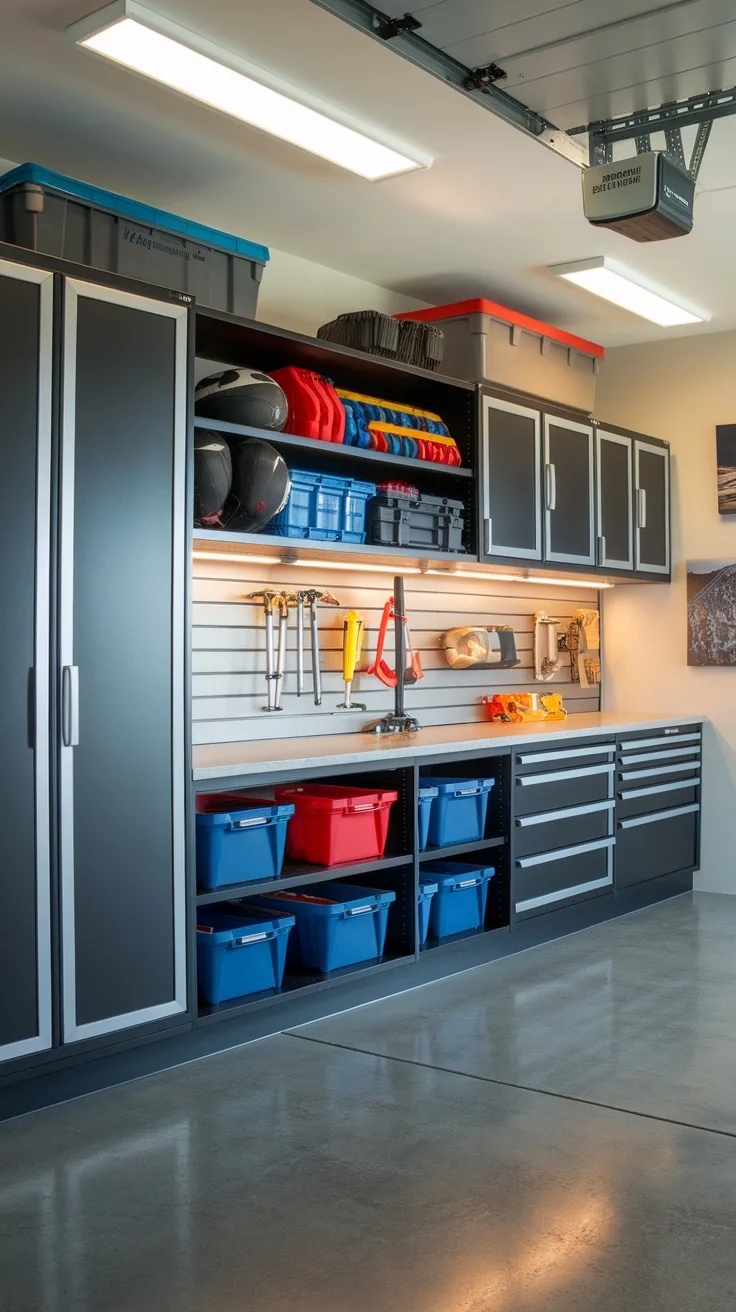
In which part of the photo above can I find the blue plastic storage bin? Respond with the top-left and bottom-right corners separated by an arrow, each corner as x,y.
424,862 -> 495,939
197,908 -> 295,1004
265,470 -> 376,543
196,795 -> 295,891
249,882 -> 396,973
421,776 -> 496,847
418,785 -> 438,851
418,879 -> 439,946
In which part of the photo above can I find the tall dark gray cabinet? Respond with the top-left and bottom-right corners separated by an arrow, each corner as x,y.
0,251 -> 189,1068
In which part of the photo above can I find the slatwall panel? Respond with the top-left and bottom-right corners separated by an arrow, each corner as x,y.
192,561 -> 602,744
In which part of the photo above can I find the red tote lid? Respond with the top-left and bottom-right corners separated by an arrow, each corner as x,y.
396,298 -> 604,359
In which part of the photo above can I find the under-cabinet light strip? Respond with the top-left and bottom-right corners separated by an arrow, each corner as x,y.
191,550 -> 612,587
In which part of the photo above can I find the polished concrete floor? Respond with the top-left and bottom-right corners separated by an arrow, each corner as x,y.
3,892 -> 736,1311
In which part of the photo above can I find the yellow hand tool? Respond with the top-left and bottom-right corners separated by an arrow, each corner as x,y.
338,610 -> 366,710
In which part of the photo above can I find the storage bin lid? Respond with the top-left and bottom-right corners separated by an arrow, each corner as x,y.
255,883 -> 396,916
275,785 -> 398,812
418,879 -> 439,896
286,469 -> 377,496
396,299 -> 604,361
196,909 -> 295,944
426,777 -> 496,795
423,862 -> 495,889
195,796 -> 294,827
0,162 -> 270,263
418,785 -> 439,799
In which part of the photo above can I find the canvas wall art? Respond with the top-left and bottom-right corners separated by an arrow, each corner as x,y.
688,561 -> 736,665
716,424 -> 736,514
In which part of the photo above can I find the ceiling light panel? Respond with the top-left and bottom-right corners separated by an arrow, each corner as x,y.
549,257 -> 708,327
69,2 -> 429,180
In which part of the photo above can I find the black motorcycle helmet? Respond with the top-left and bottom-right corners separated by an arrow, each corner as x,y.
222,439 -> 290,532
194,429 -> 232,526
195,368 -> 288,431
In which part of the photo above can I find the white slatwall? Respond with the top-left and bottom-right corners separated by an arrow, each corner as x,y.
192,561 -> 602,744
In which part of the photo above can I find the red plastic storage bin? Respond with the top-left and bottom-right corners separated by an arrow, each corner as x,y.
274,785 -> 398,866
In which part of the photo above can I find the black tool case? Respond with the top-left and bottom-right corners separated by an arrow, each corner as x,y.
366,490 -> 465,552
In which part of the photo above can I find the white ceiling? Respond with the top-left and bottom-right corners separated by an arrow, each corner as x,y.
1,0 -> 735,346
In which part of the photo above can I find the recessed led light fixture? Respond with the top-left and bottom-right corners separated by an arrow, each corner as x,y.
191,551 -> 612,586
68,1 -> 430,180
549,256 -> 709,327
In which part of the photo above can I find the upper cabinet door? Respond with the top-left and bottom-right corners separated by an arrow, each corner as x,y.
59,278 -> 189,1045
481,395 -> 542,560
543,415 -> 595,566
0,259 -> 54,1065
596,429 -> 633,571
635,441 -> 670,575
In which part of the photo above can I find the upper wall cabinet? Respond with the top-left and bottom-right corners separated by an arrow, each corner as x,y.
543,414 -> 595,567
480,394 -> 542,561
479,388 -> 670,581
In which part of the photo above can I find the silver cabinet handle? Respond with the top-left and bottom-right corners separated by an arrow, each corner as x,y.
61,665 -> 79,748
618,776 -> 700,800
544,463 -> 557,511
517,763 -> 614,786
597,534 -> 606,566
517,744 -> 614,765
636,486 -> 648,529
516,836 -> 615,868
516,799 -> 614,827
620,763 -> 701,782
619,803 -> 700,830
484,517 -> 492,554
619,732 -> 701,751
620,746 -> 700,765
516,871 -> 613,915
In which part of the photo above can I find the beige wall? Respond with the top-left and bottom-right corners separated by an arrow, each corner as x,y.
257,248 -> 428,337
597,332 -> 736,892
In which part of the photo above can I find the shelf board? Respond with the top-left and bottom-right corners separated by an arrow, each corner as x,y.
419,835 -> 506,863
192,528 -> 478,567
196,852 -> 412,905
197,952 -> 412,1022
193,416 -> 473,479
420,923 -> 509,951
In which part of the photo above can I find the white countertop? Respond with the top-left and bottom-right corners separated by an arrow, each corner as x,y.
192,712 -> 705,782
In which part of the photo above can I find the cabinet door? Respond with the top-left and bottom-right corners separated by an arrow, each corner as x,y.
543,415 -> 595,566
481,395 -> 541,560
0,259 -> 53,1063
595,429 -> 633,570
635,441 -> 670,575
59,279 -> 188,1044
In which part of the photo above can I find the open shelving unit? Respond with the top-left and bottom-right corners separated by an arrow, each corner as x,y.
196,852 -> 412,906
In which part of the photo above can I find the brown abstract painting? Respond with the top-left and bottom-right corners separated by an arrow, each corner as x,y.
716,425 -> 736,513
688,561 -> 736,665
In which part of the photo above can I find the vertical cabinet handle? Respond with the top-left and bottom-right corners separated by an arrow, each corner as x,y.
636,487 -> 648,529
597,534 -> 606,566
544,463 -> 557,511
61,665 -> 80,747
484,517 -> 492,554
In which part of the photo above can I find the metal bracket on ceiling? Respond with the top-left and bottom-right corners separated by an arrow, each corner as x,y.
569,85 -> 736,176
464,63 -> 508,93
373,10 -> 421,40
310,0 -> 588,166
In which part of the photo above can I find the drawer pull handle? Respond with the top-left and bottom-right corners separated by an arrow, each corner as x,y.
516,800 -> 614,827
517,744 -> 614,765
619,763 -> 701,782
517,764 -> 614,786
516,871 -> 612,915
516,836 -> 615,868
619,747 -> 700,765
619,803 -> 700,830
618,777 -> 700,800
619,732 -> 701,750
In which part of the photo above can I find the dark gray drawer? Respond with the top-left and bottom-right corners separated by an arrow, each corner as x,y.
514,762 -> 614,817
514,799 -> 614,858
617,726 -> 701,749
617,742 -> 701,770
616,803 -> 699,889
513,838 -> 614,920
515,741 -> 615,775
617,771 -> 701,820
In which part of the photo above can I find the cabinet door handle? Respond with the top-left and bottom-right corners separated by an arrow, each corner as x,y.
484,517 -> 492,554
636,487 -> 648,529
597,534 -> 606,566
517,744 -> 613,765
516,836 -> 615,868
619,802 -> 699,830
618,776 -> 700,800
516,799 -> 615,827
545,463 -> 557,511
61,665 -> 79,748
517,763 -> 614,786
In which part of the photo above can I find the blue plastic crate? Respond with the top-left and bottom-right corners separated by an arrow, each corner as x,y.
421,776 -> 496,847
265,470 -> 376,543
418,785 -> 438,851
197,908 -> 295,1004
423,862 -> 495,939
249,882 -> 396,973
196,795 -> 295,891
418,879 -> 439,946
